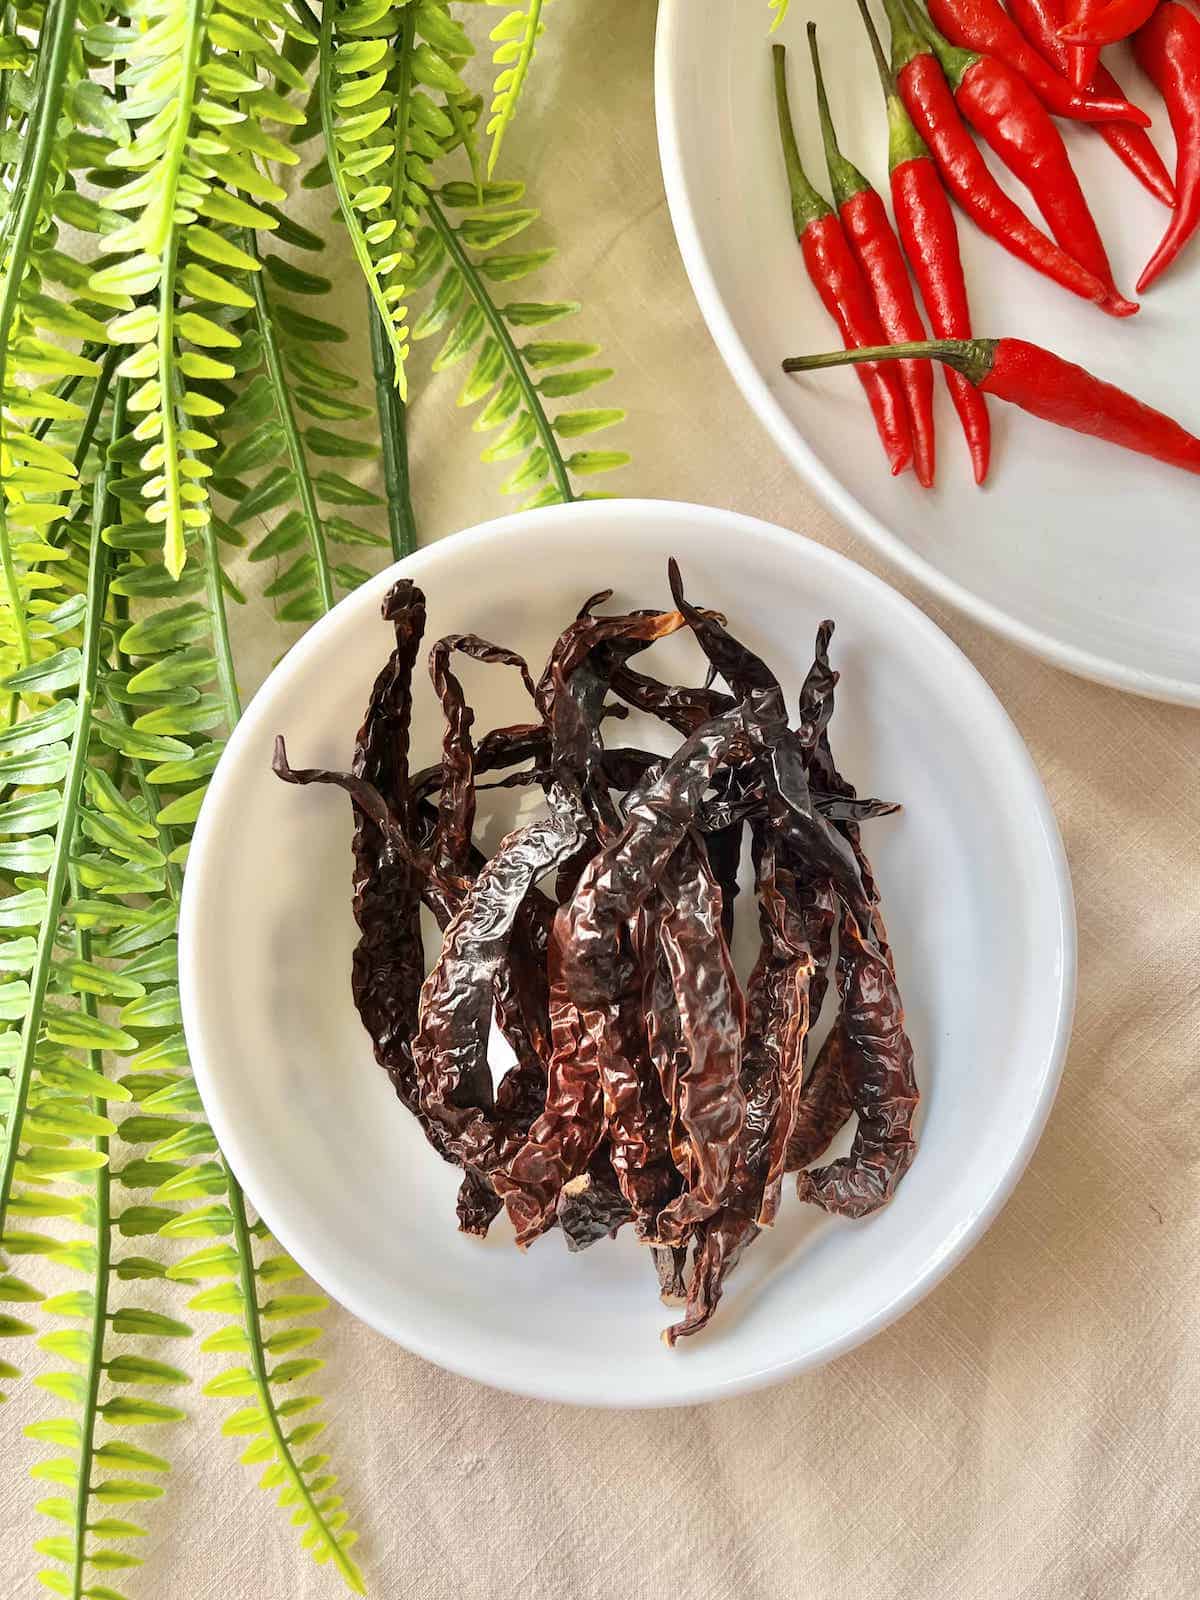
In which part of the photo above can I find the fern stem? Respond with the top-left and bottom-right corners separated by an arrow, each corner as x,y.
0,0 -> 80,667
226,1176 -> 363,1592
0,7 -> 16,147
154,0 -> 206,578
242,230 -> 335,610
66,389 -> 125,1593
387,2 -> 416,229
202,519 -> 241,722
487,0 -> 544,178
426,194 -> 574,503
318,0 -> 408,397
368,300 -> 417,561
68,925 -> 110,1600
157,234 -> 186,578
0,375 -> 122,1255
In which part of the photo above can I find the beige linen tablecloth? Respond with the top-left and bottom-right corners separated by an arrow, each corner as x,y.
4,4 -> 1200,1595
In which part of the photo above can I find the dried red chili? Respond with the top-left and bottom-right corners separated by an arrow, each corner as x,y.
276,563 -> 918,1343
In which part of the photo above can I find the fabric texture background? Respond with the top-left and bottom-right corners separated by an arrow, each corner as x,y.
3,4 -> 1199,1596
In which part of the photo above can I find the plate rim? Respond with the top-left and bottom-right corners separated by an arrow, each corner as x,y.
652,0 -> 1200,709
180,497 -> 1077,1408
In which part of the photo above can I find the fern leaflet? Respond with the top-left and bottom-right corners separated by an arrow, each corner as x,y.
483,0 -> 550,177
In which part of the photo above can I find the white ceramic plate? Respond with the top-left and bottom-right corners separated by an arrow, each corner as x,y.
180,500 -> 1074,1408
656,0 -> 1200,703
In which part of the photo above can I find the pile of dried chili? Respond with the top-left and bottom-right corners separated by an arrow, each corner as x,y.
275,563 -> 918,1345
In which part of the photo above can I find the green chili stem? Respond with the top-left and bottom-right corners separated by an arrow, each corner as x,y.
853,0 -> 929,170
426,195 -> 575,503
242,230 -> 335,611
0,377 -> 125,1253
807,23 -> 868,209
881,0 -> 929,73
0,0 -> 80,667
783,336 -> 996,385
771,45 -> 833,238
903,0 -> 974,86
368,299 -> 418,561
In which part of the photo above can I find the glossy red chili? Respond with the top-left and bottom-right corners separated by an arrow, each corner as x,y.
1059,0 -> 1158,45
926,0 -> 1150,124
1005,0 -> 1175,207
1133,2 -> 1200,293
910,1 -> 1132,310
808,22 -> 934,487
855,0 -> 989,481
785,337 -> 1200,476
772,43 -> 913,478
1061,0 -> 1100,91
881,0 -> 1131,316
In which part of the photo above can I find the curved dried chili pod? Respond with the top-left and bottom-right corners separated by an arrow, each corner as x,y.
652,1244 -> 689,1304
750,845 -> 817,1228
796,901 -> 918,1217
557,1159 -> 633,1251
663,1208 -> 760,1346
608,659 -> 732,737
595,903 -> 679,1235
654,841 -> 748,1245
785,1019 -> 856,1171
457,1167 -> 504,1237
496,696 -> 771,1245
429,634 -> 538,873
412,722 -> 548,804
412,787 -> 586,1164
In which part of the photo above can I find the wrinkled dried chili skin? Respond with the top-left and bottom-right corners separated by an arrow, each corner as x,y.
749,846 -> 816,1227
412,793 -> 586,1169
654,839 -> 748,1245
496,696 -> 770,1244
786,1019 -> 856,1171
285,583 -> 430,1121
796,901 -> 918,1217
278,564 -> 916,1343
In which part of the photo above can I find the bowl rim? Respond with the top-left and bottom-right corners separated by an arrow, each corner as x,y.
652,0 -> 1200,709
180,497 -> 1077,1408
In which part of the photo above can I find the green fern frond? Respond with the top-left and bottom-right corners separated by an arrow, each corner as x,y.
103,460 -> 365,1589
213,230 -> 387,624
0,0 -> 86,674
93,0 -> 313,578
0,397 -> 121,1414
482,0 -> 550,177
417,184 -> 628,507
317,0 -> 473,400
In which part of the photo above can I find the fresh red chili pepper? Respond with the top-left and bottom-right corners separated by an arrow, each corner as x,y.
771,44 -> 913,478
784,337 -> 1200,476
855,0 -> 989,482
1005,0 -> 1175,206
925,0 -> 1151,124
1058,0 -> 1158,45
807,23 -> 935,488
1133,2 -> 1200,293
880,0 -> 1131,316
1061,0 -> 1100,92
909,1 -> 1132,310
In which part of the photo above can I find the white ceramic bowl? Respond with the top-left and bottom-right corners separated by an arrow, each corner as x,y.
180,500 -> 1074,1407
656,0 -> 1200,703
